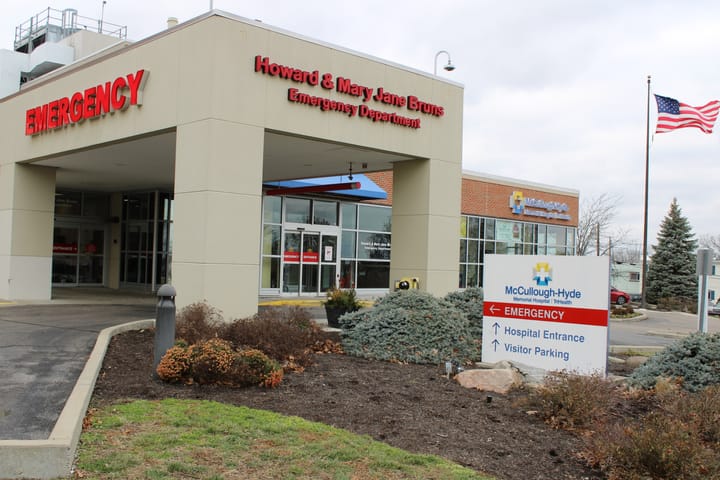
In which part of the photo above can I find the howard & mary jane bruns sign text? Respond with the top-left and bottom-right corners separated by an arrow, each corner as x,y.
254,55 -> 445,130
482,255 -> 609,375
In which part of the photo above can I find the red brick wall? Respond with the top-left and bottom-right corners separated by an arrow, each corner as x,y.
362,170 -> 578,227
364,171 -> 393,206
461,178 -> 579,227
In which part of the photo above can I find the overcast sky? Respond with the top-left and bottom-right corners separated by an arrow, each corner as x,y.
3,1 -> 719,251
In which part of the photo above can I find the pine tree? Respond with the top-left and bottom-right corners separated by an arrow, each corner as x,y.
646,198 -> 698,304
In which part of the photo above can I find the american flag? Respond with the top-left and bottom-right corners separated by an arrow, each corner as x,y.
655,94 -> 720,134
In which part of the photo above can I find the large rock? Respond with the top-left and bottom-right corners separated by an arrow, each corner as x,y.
455,368 -> 523,394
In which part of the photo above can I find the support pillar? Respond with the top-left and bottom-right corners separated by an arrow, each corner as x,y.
172,119 -> 264,319
0,163 -> 56,300
390,158 -> 461,296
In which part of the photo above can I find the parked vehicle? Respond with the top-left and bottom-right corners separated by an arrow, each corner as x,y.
709,301 -> 720,316
610,287 -> 631,305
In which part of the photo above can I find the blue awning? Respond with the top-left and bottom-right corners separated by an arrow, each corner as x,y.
264,174 -> 387,200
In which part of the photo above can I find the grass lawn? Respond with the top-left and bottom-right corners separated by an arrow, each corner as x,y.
76,399 -> 494,480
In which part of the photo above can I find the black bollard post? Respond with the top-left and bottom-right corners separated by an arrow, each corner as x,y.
154,284 -> 177,375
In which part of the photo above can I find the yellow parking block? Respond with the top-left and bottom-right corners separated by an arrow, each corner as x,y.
258,299 -> 324,307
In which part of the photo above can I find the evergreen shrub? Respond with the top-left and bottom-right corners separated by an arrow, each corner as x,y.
340,290 -> 481,364
443,287 -> 484,337
628,332 -> 720,392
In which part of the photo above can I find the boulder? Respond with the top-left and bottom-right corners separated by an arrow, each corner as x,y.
455,368 -> 523,394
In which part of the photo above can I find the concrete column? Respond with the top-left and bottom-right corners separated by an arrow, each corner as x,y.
172,119 -> 264,319
390,158 -> 461,296
0,163 -> 56,300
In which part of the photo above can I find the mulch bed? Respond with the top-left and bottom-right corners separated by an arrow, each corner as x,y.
91,329 -> 610,479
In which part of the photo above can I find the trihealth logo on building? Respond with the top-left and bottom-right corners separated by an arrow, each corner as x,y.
508,190 -> 572,221
509,191 -> 525,214
533,262 -> 552,286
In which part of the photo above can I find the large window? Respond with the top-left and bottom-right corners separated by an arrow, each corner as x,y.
120,192 -> 173,287
260,197 -> 392,292
459,215 -> 576,288
262,196 -> 282,289
341,204 -> 391,289
285,197 -> 339,226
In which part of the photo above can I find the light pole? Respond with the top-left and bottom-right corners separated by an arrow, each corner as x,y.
434,50 -> 455,75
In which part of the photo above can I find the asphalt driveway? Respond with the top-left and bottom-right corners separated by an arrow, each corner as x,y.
0,303 -> 155,440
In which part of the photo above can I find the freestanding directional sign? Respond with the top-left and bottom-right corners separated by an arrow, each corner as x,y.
482,254 -> 610,375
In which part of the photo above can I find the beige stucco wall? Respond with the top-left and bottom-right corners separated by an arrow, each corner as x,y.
0,163 -> 55,299
0,12 -> 464,315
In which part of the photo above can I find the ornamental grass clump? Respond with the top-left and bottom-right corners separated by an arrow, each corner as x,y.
340,290 -> 480,364
527,370 -> 621,430
628,332 -> 720,392
583,411 -> 719,480
582,384 -> 720,479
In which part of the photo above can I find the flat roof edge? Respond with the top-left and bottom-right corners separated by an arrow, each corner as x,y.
211,10 -> 464,88
462,169 -> 579,197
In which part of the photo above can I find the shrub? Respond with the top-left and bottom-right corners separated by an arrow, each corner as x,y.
156,340 -> 283,388
628,332 -> 720,392
156,342 -> 192,383
175,302 -> 224,344
339,290 -> 480,364
583,412 -> 719,480
611,305 -> 635,317
443,287 -> 483,337
219,306 -> 324,370
323,287 -> 361,310
666,384 -> 720,445
527,370 -> 621,430
229,349 -> 284,388
188,338 -> 236,385
655,296 -> 697,314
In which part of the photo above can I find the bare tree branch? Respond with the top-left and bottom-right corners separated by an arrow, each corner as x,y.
576,193 -> 622,256
698,234 -> 720,258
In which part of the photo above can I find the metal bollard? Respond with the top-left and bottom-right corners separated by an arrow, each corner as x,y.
154,284 -> 177,375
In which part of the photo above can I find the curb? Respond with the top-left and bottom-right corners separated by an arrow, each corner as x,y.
0,319 -> 155,480
608,345 -> 664,355
609,311 -> 648,322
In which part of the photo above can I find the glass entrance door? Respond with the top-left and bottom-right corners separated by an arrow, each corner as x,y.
320,234 -> 338,292
300,232 -> 319,294
52,224 -> 106,285
282,230 -> 338,295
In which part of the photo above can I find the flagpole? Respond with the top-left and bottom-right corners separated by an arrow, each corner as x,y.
641,75 -> 651,308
